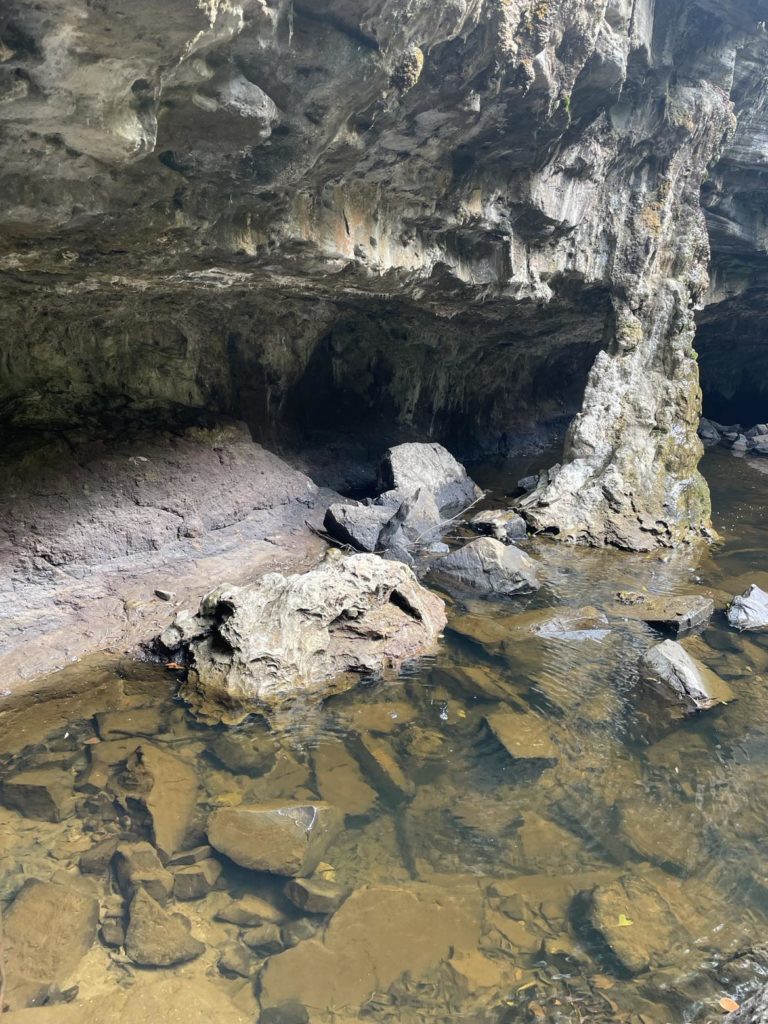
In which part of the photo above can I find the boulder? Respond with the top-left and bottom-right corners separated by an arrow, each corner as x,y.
284,877 -> 349,914
639,640 -> 733,711
113,841 -> 174,904
377,443 -> 481,510
469,508 -> 527,543
208,801 -> 343,876
323,502 -> 393,551
431,538 -> 539,597
125,888 -> 205,967
174,553 -> 446,722
172,857 -> 222,900
115,744 -> 198,860
609,591 -> 713,633
79,835 -> 122,874
698,417 -> 721,445
3,879 -> 99,1010
0,768 -> 75,822
727,584 -> 768,630
377,488 -> 443,550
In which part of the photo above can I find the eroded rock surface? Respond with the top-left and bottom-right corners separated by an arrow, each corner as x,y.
171,552 -> 446,721
431,537 -> 539,597
728,585 -> 768,630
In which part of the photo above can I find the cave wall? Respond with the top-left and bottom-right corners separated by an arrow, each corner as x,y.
2,0 -> 768,546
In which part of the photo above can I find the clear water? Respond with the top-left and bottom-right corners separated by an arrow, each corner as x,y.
1,447 -> 768,1021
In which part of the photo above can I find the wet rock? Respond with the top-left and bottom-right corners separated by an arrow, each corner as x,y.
616,799 -> 705,874
94,708 -> 163,740
168,844 -> 214,865
586,873 -> 690,975
242,923 -> 285,954
100,917 -> 126,948
485,710 -> 559,764
0,768 -> 75,822
210,729 -> 275,775
323,502 -> 392,552
446,951 -> 507,995
247,749 -> 312,803
724,982 -> 768,1023
377,488 -> 443,550
175,553 -> 446,722
208,801 -> 343,877
469,509 -> 527,543
529,606 -> 610,641
377,443 -> 481,511
113,841 -> 174,904
3,879 -> 99,1010
609,592 -> 713,633
125,888 -> 205,967
79,835 -> 122,874
259,883 -> 480,1016
639,640 -> 734,710
116,744 -> 198,860
727,585 -> 768,630
215,894 -> 286,926
281,917 -> 320,947
312,741 -> 377,816
351,732 -> 415,802
431,537 -> 539,597
172,857 -> 222,900
284,877 -> 349,915
218,941 -> 254,979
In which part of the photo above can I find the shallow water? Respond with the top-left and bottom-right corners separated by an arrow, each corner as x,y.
1,447 -> 768,1021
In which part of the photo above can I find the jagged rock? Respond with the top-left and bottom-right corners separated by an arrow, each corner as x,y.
80,835 -> 122,875
639,640 -> 734,710
125,889 -> 204,967
323,503 -> 393,552
485,710 -> 559,764
284,877 -> 349,915
377,488 -> 443,550
168,844 -> 215,866
698,417 -> 721,445
431,538 -> 539,597
608,592 -> 714,633
172,857 -> 222,900
208,801 -> 344,877
215,895 -> 286,927
113,841 -> 174,904
724,983 -> 768,1023
728,585 -> 768,630
377,443 -> 481,510
241,923 -> 285,954
3,879 -> 99,1010
469,509 -> 527,543
115,744 -> 198,860
0,768 -> 75,822
174,553 -> 446,722
218,942 -> 254,979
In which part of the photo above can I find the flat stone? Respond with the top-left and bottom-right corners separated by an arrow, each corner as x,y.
215,894 -> 286,926
208,801 -> 344,877
284,877 -> 349,914
117,743 -> 198,860
323,502 -> 392,551
94,708 -> 163,740
259,883 -> 480,1016
617,799 -> 705,873
609,592 -> 713,633
313,741 -> 377,816
241,922 -> 285,954
218,942 -> 254,979
639,639 -> 733,710
469,508 -> 527,543
125,888 -> 205,967
172,857 -> 222,900
168,844 -> 214,865
431,537 -> 539,597
113,841 -> 174,904
351,732 -> 415,801
485,710 -> 558,763
3,879 -> 99,1010
727,584 -> 768,630
0,768 -> 75,823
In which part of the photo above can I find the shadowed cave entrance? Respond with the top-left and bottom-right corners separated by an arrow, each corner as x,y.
695,296 -> 768,427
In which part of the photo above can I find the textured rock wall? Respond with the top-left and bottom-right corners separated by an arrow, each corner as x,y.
1,0 -> 767,547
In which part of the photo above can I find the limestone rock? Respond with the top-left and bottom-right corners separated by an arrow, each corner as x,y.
3,879 -> 99,1010
727,585 -> 768,630
208,801 -> 344,877
377,488 -> 443,550
323,503 -> 393,552
485,710 -> 558,764
608,592 -> 714,633
175,553 -> 446,722
431,538 -> 539,597
125,888 -> 205,967
639,639 -> 734,710
284,877 -> 349,914
377,443 -> 481,510
469,509 -> 527,543
0,768 -> 75,823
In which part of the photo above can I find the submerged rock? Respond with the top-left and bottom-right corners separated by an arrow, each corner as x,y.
116,744 -> 198,860
3,879 -> 99,1010
639,639 -> 733,711
172,857 -> 222,900
242,923 -> 285,954
208,801 -> 343,877
173,553 -> 446,722
125,888 -> 205,967
485,710 -> 559,764
431,537 -> 539,597
113,841 -> 174,904
312,740 -> 378,816
0,768 -> 75,823
608,591 -> 714,634
284,876 -> 349,914
215,894 -> 286,927
727,585 -> 768,630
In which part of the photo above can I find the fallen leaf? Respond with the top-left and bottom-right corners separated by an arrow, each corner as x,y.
165,661 -> 185,670
617,914 -> 633,927
719,997 -> 740,1013
517,981 -> 537,993
83,737 -> 101,746
592,975 -> 615,990
529,1002 -> 546,1019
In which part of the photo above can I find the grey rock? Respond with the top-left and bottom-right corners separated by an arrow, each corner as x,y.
377,487 -> 443,550
175,553 -> 446,722
724,983 -> 768,1023
378,443 -> 481,510
698,417 -> 721,444
517,476 -> 539,493
431,537 -> 539,597
469,509 -> 527,543
323,503 -> 393,552
609,591 -> 713,634
125,888 -> 205,967
728,584 -> 768,630
208,801 -> 344,877
638,639 -> 734,711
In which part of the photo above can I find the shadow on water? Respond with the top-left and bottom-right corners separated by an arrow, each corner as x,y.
1,448 -> 767,1020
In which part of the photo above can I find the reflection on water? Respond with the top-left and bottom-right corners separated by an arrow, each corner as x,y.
1,448 -> 768,1021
